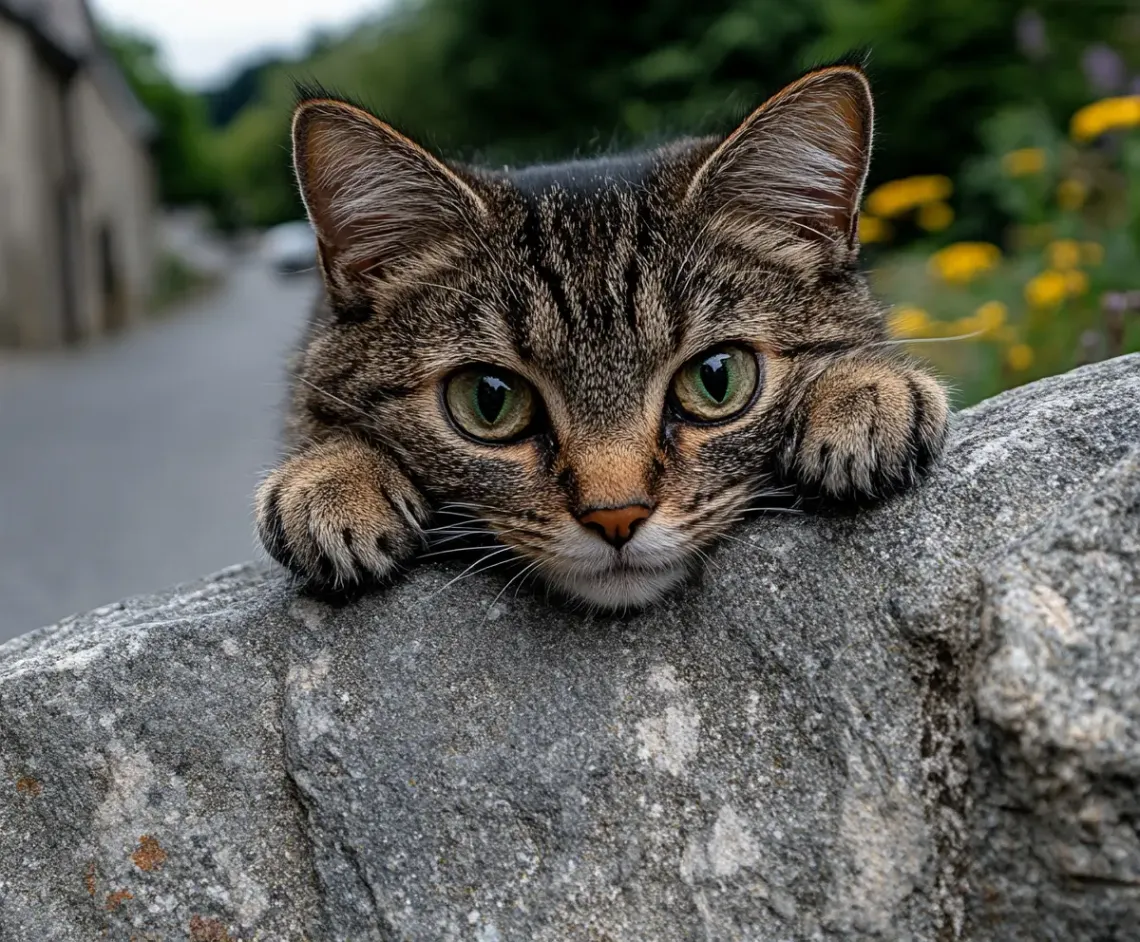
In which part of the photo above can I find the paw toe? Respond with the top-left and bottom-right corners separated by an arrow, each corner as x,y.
791,360 -> 949,503
255,443 -> 425,590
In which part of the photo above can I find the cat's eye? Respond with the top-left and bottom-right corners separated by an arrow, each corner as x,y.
669,344 -> 761,423
445,366 -> 538,442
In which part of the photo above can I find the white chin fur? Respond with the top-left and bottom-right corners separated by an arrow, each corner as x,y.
546,563 -> 690,611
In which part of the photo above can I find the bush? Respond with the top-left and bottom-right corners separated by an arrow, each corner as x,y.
866,97 -> 1140,405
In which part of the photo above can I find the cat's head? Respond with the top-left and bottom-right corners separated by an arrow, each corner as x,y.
290,64 -> 886,609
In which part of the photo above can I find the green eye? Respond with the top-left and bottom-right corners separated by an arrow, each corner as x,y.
670,345 -> 761,423
445,366 -> 537,442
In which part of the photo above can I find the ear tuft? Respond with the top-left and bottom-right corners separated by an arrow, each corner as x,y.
292,98 -> 485,292
686,65 -> 874,249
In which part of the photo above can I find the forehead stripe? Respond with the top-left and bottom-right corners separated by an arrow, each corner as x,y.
516,200 -> 573,346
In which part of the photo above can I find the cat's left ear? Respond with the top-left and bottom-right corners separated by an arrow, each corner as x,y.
685,64 -> 873,251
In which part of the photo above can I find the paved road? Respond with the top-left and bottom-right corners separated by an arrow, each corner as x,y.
0,260 -> 318,642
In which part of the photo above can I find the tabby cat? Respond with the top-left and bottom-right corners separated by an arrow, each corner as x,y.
255,62 -> 949,609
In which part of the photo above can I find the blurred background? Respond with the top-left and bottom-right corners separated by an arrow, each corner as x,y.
1,0 -> 1138,640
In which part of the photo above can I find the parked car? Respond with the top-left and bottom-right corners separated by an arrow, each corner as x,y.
262,220 -> 318,275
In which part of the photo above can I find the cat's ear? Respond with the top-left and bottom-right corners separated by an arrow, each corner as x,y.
292,97 -> 485,297
684,64 -> 873,251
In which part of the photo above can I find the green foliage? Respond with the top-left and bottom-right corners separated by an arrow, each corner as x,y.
102,29 -> 226,213
203,54 -> 285,128
427,0 -> 824,161
203,0 -> 1140,231
102,0 -> 1140,403
809,0 -> 1125,185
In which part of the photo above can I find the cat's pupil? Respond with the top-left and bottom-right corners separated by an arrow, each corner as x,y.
476,375 -> 510,423
700,354 -> 731,403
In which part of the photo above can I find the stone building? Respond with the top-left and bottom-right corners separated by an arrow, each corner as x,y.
0,0 -> 155,347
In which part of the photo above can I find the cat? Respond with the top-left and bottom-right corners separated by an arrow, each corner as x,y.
255,62 -> 949,610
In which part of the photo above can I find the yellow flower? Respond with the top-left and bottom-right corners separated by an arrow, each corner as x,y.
889,305 -> 932,338
858,215 -> 893,244
1006,344 -> 1035,371
1064,269 -> 1089,296
865,176 -> 953,219
1056,178 -> 1088,211
917,201 -> 954,232
1002,148 -> 1047,177
1081,241 -> 1104,266
1025,270 -> 1069,308
1070,95 -> 1140,142
928,242 -> 1002,284
952,315 -> 980,334
974,301 -> 1008,336
1046,239 -> 1082,270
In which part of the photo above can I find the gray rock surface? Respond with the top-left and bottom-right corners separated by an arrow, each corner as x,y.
1,354 -> 1137,942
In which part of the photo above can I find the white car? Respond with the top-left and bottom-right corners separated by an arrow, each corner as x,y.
263,220 -> 318,274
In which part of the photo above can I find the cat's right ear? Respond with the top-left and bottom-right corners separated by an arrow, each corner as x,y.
292,98 -> 486,304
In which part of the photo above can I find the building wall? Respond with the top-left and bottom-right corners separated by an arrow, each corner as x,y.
0,19 -> 70,346
0,13 -> 155,348
73,71 -> 156,336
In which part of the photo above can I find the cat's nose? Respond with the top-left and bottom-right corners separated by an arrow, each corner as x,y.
577,504 -> 653,549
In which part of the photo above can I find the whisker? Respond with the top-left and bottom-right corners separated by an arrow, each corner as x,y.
425,518 -> 499,533
430,509 -> 479,521
423,523 -> 486,535
424,530 -> 492,545
867,329 -> 984,348
426,555 -> 525,604
418,542 -> 502,561
690,544 -> 720,573
514,561 -> 544,601
436,501 -> 500,513
483,558 -> 544,620
293,376 -> 408,453
710,531 -> 767,549
738,505 -> 805,516
421,546 -> 518,602
405,280 -> 486,306
426,510 -> 502,530
426,525 -> 526,548
294,375 -> 370,421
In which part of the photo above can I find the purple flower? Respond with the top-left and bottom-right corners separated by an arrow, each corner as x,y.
1015,9 -> 1049,60
1081,44 -> 1126,94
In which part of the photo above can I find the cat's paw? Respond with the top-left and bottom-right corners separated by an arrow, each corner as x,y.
786,357 -> 949,502
255,437 -> 428,589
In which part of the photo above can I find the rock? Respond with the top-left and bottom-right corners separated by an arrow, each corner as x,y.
1,354 -> 1137,942
971,450 -> 1140,939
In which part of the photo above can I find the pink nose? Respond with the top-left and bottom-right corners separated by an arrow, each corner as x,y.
577,504 -> 653,549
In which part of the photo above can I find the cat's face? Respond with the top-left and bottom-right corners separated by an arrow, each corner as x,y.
290,67 -> 886,607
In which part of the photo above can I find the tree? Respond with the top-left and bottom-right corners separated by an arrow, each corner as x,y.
102,28 -> 226,213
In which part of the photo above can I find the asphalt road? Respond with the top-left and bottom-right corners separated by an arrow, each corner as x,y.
0,261 -> 318,642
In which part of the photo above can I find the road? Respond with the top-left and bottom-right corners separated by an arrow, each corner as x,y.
0,260 -> 318,643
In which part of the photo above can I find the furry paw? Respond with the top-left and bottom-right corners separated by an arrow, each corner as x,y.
256,437 -> 428,589
787,357 -> 949,501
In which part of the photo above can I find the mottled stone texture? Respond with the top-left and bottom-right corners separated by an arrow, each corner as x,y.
1,355 -> 1137,942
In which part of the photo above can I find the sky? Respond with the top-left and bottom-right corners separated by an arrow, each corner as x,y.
91,0 -> 385,88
